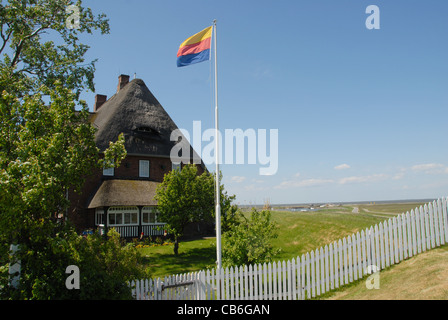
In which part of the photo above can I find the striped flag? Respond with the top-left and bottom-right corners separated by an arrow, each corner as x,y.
177,26 -> 212,67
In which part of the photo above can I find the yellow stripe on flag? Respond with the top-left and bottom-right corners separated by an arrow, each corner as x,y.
179,26 -> 212,48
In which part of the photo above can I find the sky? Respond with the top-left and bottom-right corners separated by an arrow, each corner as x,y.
78,0 -> 448,205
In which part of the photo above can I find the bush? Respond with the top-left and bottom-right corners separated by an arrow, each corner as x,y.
1,227 -> 148,300
222,209 -> 280,268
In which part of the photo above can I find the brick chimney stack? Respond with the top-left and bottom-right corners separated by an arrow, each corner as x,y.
117,74 -> 130,92
94,94 -> 107,112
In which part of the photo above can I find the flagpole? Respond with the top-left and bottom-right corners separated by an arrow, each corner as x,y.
213,19 -> 222,271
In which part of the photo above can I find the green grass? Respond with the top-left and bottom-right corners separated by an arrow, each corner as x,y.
138,238 -> 217,278
138,202 -> 428,279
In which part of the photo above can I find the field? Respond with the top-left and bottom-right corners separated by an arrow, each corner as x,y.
138,201 -> 429,279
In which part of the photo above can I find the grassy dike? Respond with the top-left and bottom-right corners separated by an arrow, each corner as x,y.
138,202 -> 428,279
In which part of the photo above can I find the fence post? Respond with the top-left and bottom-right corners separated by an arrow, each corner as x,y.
268,262 -> 272,300
278,261 -> 283,300
199,271 -> 206,300
300,254 -> 305,300
402,213 -> 408,259
305,252 -> 311,299
325,245 -> 330,291
338,239 -> 344,285
397,216 -> 403,261
366,228 -> 371,273
443,197 -> 448,243
415,209 -> 421,253
378,223 -> 385,270
437,199 -> 445,246
428,203 -> 435,249
433,201 -> 440,247
329,243 -> 334,290
393,218 -> 399,263
356,231 -> 362,277
315,248 -> 320,296
342,238 -> 348,284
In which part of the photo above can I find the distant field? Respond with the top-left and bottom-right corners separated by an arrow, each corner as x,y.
139,201 -> 432,278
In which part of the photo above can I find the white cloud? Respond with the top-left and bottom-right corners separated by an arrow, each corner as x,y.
411,163 -> 448,175
392,172 -> 405,180
411,163 -> 444,171
334,163 -> 350,170
230,176 -> 246,183
338,174 -> 388,185
274,178 -> 334,189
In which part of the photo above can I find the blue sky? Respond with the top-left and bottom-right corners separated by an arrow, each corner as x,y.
79,0 -> 448,205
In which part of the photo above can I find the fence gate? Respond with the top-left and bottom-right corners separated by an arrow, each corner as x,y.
131,272 -> 206,300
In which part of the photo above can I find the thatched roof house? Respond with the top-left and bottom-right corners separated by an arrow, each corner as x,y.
67,75 -> 206,238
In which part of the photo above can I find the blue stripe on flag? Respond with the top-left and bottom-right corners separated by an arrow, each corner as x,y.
177,49 -> 210,67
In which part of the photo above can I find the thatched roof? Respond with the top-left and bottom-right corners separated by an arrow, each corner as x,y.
92,78 -> 200,160
88,179 -> 159,208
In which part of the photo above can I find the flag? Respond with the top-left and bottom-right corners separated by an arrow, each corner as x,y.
177,26 -> 212,67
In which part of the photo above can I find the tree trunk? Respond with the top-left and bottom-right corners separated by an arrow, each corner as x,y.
173,236 -> 179,255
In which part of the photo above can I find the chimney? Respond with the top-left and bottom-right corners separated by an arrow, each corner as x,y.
94,94 -> 107,112
117,74 -> 130,92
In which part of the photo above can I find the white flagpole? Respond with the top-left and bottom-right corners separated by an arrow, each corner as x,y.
213,19 -> 222,271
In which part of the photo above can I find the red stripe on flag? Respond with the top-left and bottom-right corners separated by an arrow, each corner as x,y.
177,37 -> 211,58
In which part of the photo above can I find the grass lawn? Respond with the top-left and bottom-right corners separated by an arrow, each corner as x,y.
138,238 -> 217,278
138,202 -> 428,279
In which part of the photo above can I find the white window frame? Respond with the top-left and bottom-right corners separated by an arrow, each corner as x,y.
139,160 -> 150,178
95,208 -> 104,226
107,206 -> 139,226
142,206 -> 158,224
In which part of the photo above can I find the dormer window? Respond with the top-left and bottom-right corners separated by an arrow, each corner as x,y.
139,160 -> 150,178
133,126 -> 161,140
137,126 -> 157,134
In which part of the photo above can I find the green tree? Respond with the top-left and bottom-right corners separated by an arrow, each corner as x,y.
222,208 -> 280,268
155,164 -> 214,255
155,165 -> 237,256
0,1 -> 127,299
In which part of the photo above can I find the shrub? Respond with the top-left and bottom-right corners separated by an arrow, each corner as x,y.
222,209 -> 280,268
1,227 -> 148,300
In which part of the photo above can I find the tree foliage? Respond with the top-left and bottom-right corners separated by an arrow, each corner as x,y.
0,0 -> 109,97
0,1 -> 128,299
222,209 -> 280,268
155,164 -> 237,255
155,165 -> 214,255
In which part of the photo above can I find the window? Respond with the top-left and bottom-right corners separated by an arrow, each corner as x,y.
95,208 -> 104,225
103,166 -> 114,176
139,160 -> 150,178
107,207 -> 138,226
172,162 -> 181,172
142,207 -> 158,224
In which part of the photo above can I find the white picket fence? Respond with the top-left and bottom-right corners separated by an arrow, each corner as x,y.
131,197 -> 448,300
